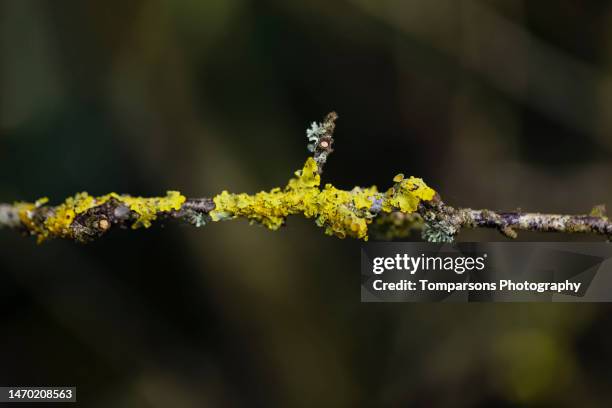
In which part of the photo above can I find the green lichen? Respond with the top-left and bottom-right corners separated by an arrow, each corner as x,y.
210,157 -> 436,240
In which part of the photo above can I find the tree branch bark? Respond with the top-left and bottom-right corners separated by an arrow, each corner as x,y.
1,113 -> 610,243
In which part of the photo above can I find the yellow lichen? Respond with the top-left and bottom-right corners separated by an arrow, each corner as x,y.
210,157 -> 436,240
383,176 -> 436,214
17,190 -> 186,242
15,202 -> 39,235
15,157 -> 435,242
118,190 -> 186,228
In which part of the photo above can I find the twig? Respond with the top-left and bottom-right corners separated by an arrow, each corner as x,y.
415,196 -> 612,242
306,111 -> 337,174
1,113 -> 610,243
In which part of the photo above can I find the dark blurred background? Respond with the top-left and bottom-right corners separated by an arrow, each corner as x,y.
1,0 -> 612,406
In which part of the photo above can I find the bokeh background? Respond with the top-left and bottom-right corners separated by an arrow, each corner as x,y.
1,0 -> 612,406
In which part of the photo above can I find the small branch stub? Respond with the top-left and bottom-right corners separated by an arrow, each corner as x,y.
306,111 -> 337,173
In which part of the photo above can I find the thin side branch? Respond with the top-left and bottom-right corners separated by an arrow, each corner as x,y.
306,111 -> 337,173
1,112 -> 610,243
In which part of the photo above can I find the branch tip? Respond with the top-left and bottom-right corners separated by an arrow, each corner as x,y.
307,111 -> 337,174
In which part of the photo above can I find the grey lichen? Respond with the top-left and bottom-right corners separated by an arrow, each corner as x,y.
0,204 -> 21,229
305,112 -> 337,173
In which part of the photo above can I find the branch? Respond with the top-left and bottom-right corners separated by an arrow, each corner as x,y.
1,112 -> 610,243
369,205 -> 612,241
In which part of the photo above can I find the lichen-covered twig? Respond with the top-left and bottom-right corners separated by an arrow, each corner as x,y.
1,113 -> 610,243
306,111 -> 337,174
414,196 -> 612,242
0,194 -> 216,243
